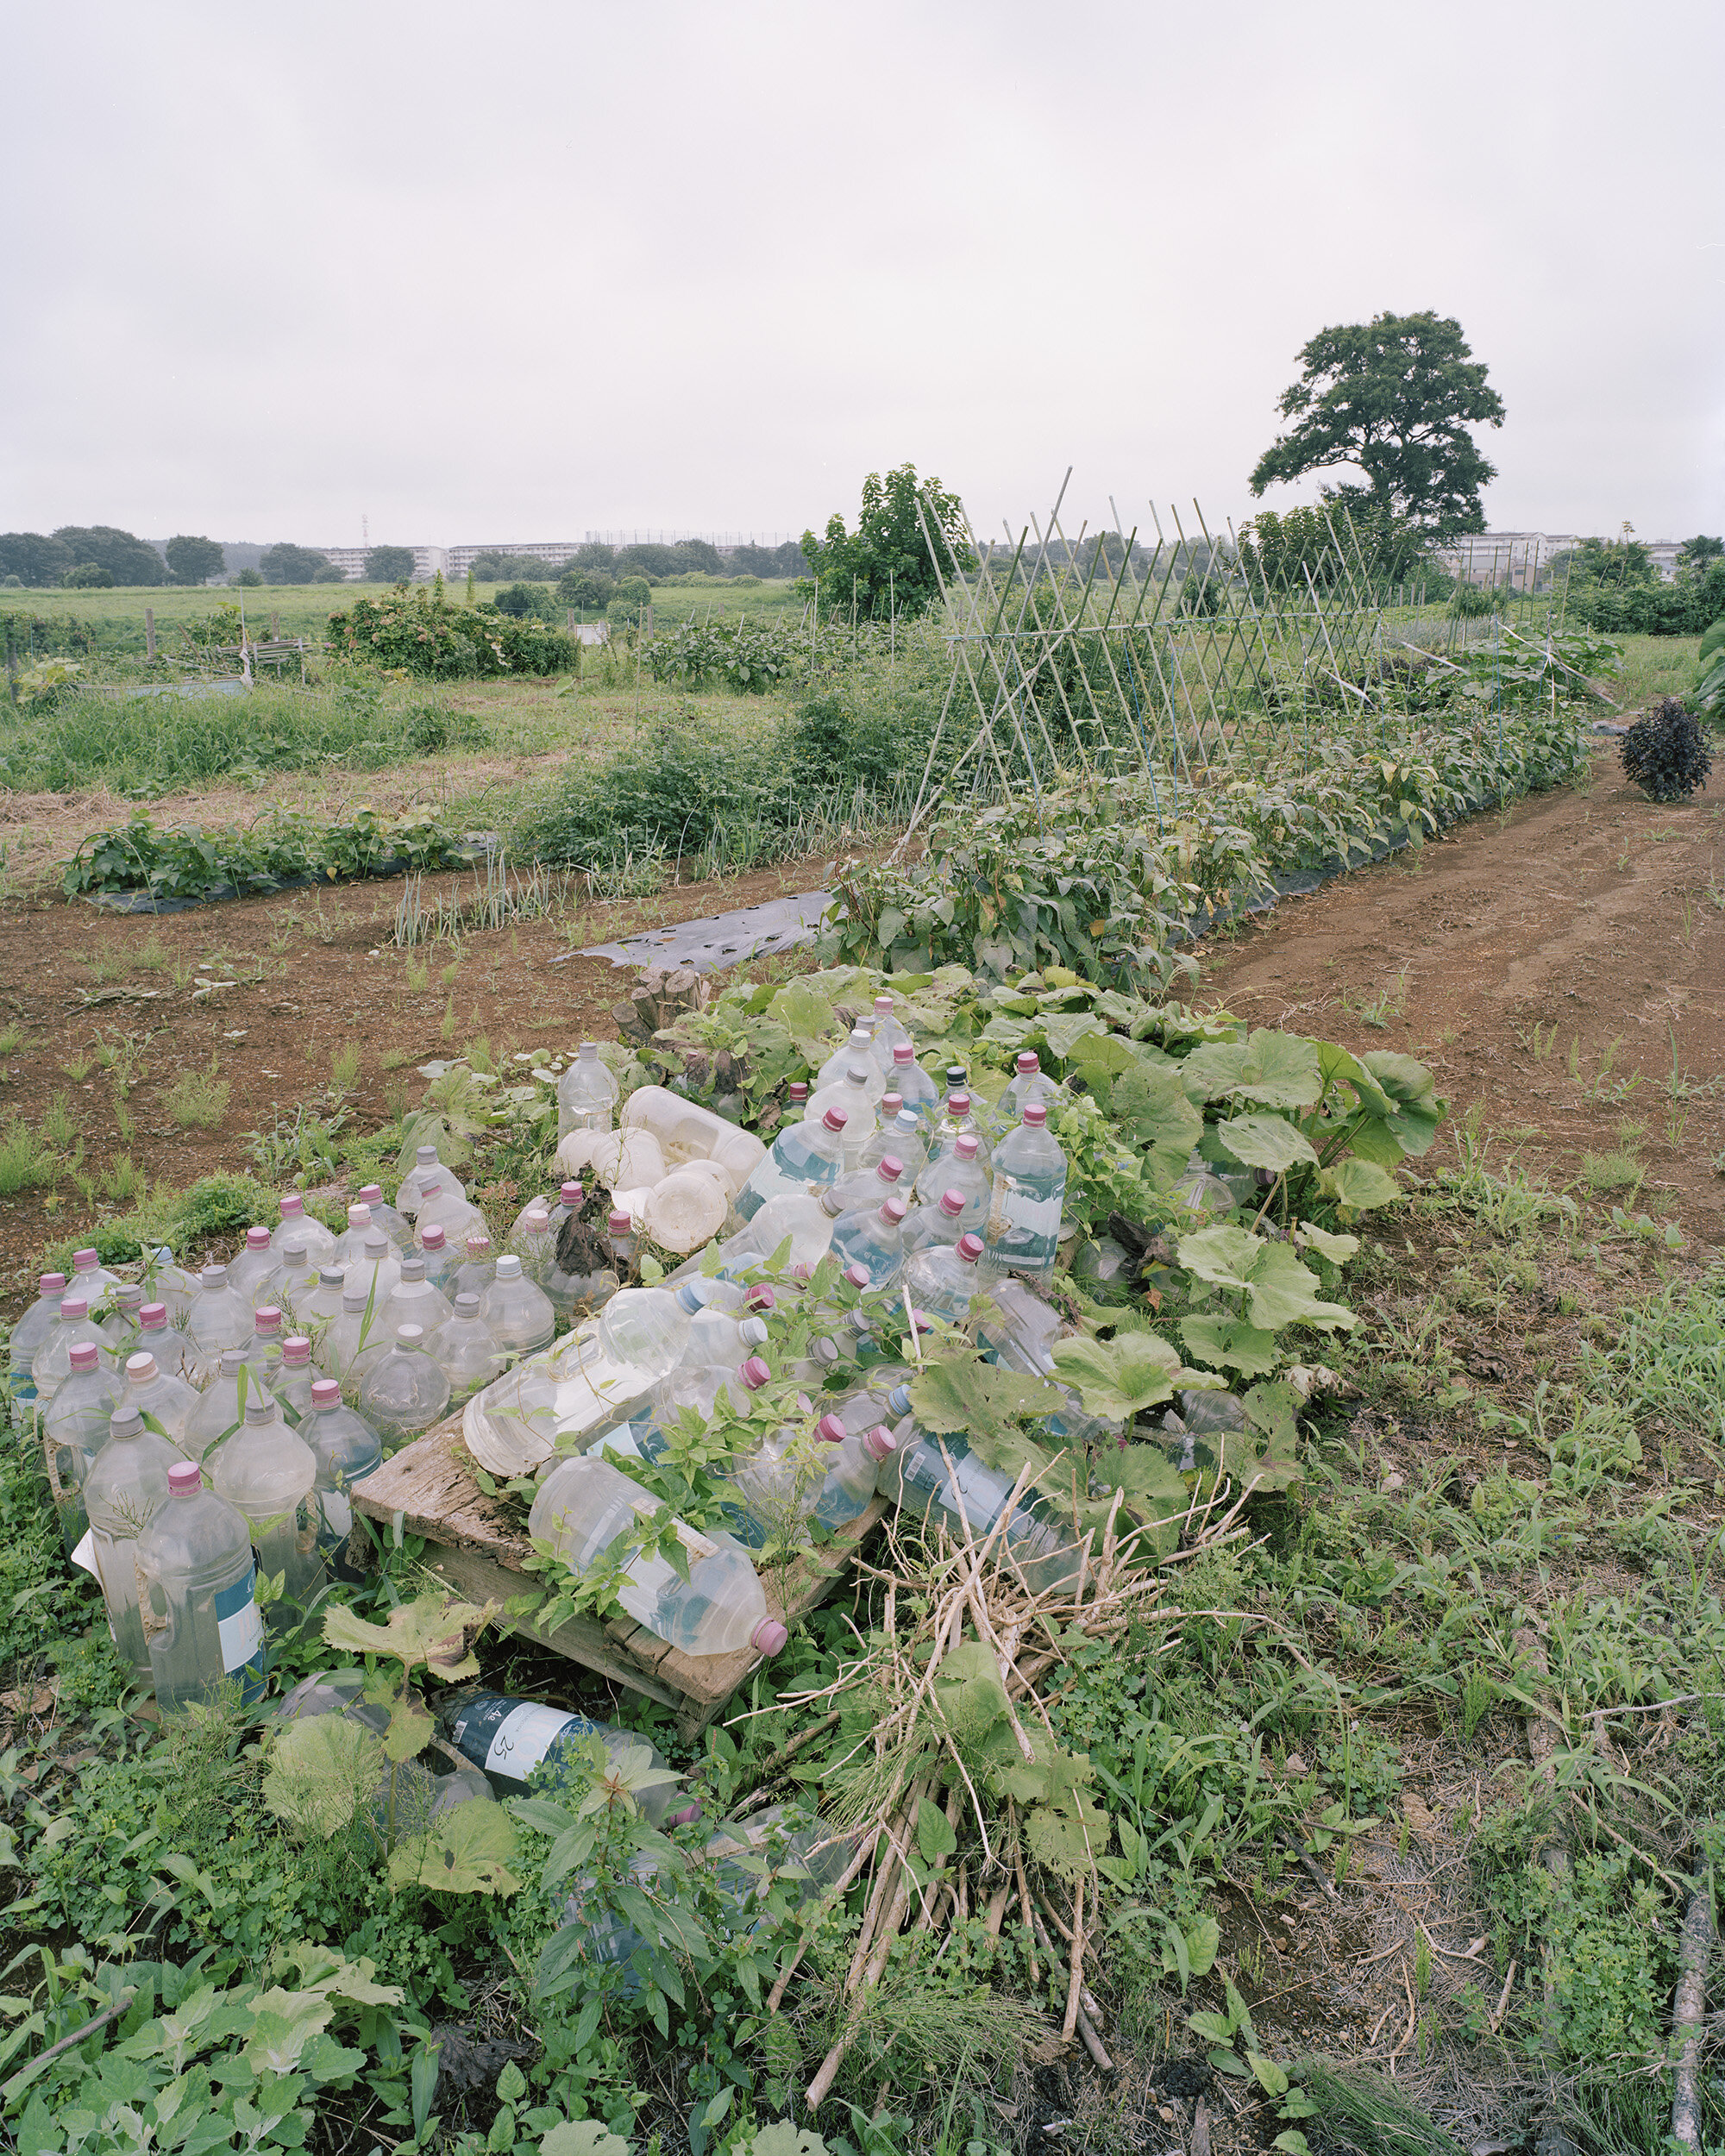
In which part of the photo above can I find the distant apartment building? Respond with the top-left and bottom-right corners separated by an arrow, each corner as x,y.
1434,531 -> 1687,588
310,533 -> 801,581
316,544 -> 449,582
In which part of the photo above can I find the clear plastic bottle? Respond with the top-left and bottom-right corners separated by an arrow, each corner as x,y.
141,1247 -> 201,1328
323,1282 -> 388,1386
675,1282 -> 770,1369
296,1264 -> 351,1335
731,1106 -> 850,1223
806,1065 -> 881,1167
135,1461 -> 267,1714
378,1257 -> 453,1343
811,1412 -> 896,1527
183,1349 -> 252,1462
344,1232 -> 402,1310
619,1087 -> 768,1188
240,1306 -> 285,1385
879,1401 -> 1083,1594
135,1300 -> 198,1386
867,994 -> 913,1072
42,1343 -> 123,1553
33,1297 -> 118,1396
264,1238 -> 320,1329
528,1455 -> 787,1658
185,1265 -> 255,1382
822,1154 -> 907,1219
888,1042 -> 940,1125
398,1144 -> 467,1221
71,1245 -> 125,1301
557,1040 -> 619,1140
417,1224 -> 461,1300
1173,1151 -> 1239,1220
780,1081 -> 809,1125
815,1028 -> 884,1100
861,1110 -> 927,1185
210,1395 -> 323,1610
714,1190 -> 833,1279
1001,1050 -> 1058,1124
973,1278 -> 1065,1375
464,1285 -> 693,1476
444,1688 -> 699,1825
272,1193 -> 337,1268
122,1348 -> 199,1452
639,1359 -> 758,1457
906,1231 -> 988,1322
417,1177 -> 485,1244
913,1132 -> 990,1226
605,1209 -> 637,1269
479,1254 -> 556,1359
85,1404 -> 185,1683
98,1283 -> 144,1351
903,1185 -> 971,1258
333,1203 -> 380,1268
509,1205 -> 556,1288
356,1323 -> 452,1445
924,1094 -> 993,1181
356,1183 -> 411,1250
829,1194 -> 909,1291
273,1335 -> 327,1422
453,1232 -> 496,1300
718,1363 -> 825,1548
7,1272 -> 66,1428
303,1377 -> 384,1582
427,1292 -> 508,1406
982,1104 -> 1068,1288
228,1225 -> 279,1307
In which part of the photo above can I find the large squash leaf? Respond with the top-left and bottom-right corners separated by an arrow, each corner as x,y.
1176,1225 -> 1357,1333
1179,1315 -> 1283,1378
1050,1331 -> 1184,1421
323,1592 -> 499,1682
1357,1051 -> 1443,1157
1180,1029 -> 1323,1110
1214,1112 -> 1318,1174
906,1358 -> 1069,1445
387,1796 -> 520,1897
1112,1060 -> 1204,1187
1320,1157 -> 1402,1213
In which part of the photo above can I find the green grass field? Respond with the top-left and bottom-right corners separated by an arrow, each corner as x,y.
0,575 -> 807,661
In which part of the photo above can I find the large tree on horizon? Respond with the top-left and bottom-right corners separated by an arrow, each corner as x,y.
1248,310 -> 1505,545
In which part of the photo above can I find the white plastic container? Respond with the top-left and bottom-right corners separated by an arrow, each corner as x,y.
621,1086 -> 768,1187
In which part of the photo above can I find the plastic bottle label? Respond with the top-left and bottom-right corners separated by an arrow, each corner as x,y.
69,1528 -> 99,1580
215,1569 -> 267,1700
480,1702 -> 593,1778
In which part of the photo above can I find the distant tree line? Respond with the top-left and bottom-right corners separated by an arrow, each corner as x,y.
475,536 -> 812,619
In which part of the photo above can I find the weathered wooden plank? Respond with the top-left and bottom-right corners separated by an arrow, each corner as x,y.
354,1412 -> 888,1738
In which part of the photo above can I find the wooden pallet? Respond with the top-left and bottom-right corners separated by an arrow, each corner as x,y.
350,1415 -> 888,1739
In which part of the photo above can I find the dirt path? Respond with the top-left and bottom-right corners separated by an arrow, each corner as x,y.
1204,743 -> 1725,1249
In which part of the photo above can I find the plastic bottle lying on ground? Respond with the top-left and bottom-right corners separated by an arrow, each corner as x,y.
730,1106 -> 850,1224
135,1462 -> 267,1714
85,1403 -> 185,1683
273,1668 -> 492,1837
527,1455 -> 787,1658
879,1386 -> 1085,1595
442,1689 -> 700,1825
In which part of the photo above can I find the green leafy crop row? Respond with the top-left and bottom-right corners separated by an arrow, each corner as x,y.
61,805 -> 475,902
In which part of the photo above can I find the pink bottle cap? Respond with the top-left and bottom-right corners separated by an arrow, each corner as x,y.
167,1462 -> 202,1497
126,1351 -> 158,1381
246,1225 -> 272,1250
788,1082 -> 809,1100
1022,1103 -> 1048,1127
881,1094 -> 903,1119
283,1337 -> 311,1365
842,1264 -> 871,1291
955,1135 -> 980,1160
957,1233 -> 985,1263
467,1232 -> 491,1255
863,1424 -> 898,1463
422,1225 -> 447,1250
665,1799 -> 704,1827
607,1211 -> 632,1235
881,1196 -> 907,1225
310,1378 -> 342,1407
69,1343 -> 99,1371
743,1284 -> 776,1312
60,1298 -> 89,1320
348,1205 -> 371,1228
938,1189 -> 965,1217
280,1194 -> 304,1218
750,1618 -> 788,1656
822,1107 -> 849,1133
815,1413 -> 848,1444
72,1247 -> 100,1269
560,1182 -> 582,1206
422,1181 -> 442,1200
1017,1051 -> 1040,1075
947,1093 -> 969,1114
737,1356 -> 773,1389
875,994 -> 894,1014
359,1184 -> 383,1205
894,1043 -> 915,1062
254,1307 -> 282,1334
875,1156 -> 904,1184
40,1273 -> 67,1294
910,1309 -> 936,1332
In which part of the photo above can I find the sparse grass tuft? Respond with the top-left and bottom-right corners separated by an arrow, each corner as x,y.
0,1119 -> 59,1194
165,1060 -> 231,1130
1579,1150 -> 1642,1195
329,1042 -> 361,1096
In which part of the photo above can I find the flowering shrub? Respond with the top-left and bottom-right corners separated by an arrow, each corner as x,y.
326,583 -> 574,679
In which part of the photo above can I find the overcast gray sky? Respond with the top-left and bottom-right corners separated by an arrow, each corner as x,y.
5,0 -> 1722,551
